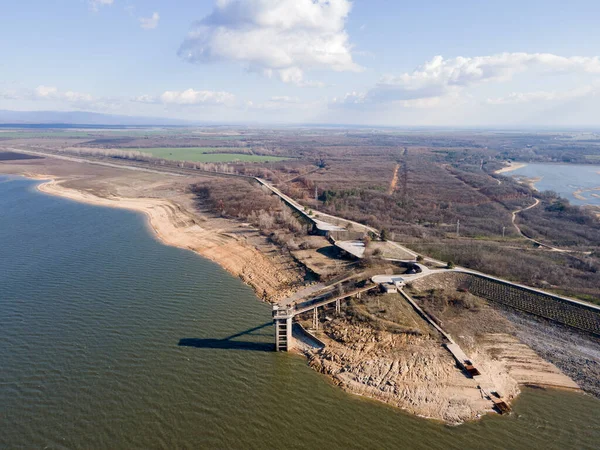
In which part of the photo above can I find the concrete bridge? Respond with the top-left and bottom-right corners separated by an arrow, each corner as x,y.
272,284 -> 378,351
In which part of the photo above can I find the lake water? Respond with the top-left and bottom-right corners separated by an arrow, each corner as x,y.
1,175 -> 600,449
509,163 -> 600,206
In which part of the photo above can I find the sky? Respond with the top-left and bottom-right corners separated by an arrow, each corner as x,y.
1,0 -> 600,127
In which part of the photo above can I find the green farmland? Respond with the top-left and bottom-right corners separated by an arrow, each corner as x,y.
0,131 -> 95,139
140,147 -> 289,162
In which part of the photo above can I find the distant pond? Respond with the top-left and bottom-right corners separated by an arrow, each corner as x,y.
509,163 -> 600,206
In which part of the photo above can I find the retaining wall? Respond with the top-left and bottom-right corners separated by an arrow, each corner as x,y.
415,272 -> 600,336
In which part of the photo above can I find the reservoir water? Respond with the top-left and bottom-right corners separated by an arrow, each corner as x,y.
509,163 -> 600,206
1,175 -> 600,449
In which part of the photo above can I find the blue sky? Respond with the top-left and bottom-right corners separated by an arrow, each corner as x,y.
1,0 -> 600,126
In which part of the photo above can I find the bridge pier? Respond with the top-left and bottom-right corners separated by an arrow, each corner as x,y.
273,305 -> 294,352
335,299 -> 341,314
275,317 -> 292,352
313,307 -> 319,330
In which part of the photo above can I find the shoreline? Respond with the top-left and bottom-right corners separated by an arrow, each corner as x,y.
494,162 -> 527,174
574,186 -> 600,202
30,175 -> 297,302
514,175 -> 541,191
10,172 -> 587,425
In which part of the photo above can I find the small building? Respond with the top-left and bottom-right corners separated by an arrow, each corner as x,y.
380,282 -> 398,294
372,275 -> 406,289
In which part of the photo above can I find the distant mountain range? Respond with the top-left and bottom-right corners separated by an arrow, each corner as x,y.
0,110 -> 193,126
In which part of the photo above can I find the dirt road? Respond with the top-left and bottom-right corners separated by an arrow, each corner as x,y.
387,164 -> 400,195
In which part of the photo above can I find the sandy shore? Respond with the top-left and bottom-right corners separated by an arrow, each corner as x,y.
495,162 -> 527,174
574,186 -> 600,201
518,175 -> 541,191
34,177 -> 300,302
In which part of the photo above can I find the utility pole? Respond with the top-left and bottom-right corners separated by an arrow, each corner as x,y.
456,220 -> 460,237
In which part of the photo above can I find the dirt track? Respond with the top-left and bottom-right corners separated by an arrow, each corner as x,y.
387,163 -> 400,195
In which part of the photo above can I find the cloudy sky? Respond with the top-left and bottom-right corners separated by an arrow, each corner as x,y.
2,0 -> 600,126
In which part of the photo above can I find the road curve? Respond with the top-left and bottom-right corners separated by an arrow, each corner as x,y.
511,198 -> 591,254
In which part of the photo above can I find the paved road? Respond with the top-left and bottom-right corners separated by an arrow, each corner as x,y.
7,148 -> 187,177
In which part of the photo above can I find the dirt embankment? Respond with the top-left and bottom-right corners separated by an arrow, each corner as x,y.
38,178 -> 304,301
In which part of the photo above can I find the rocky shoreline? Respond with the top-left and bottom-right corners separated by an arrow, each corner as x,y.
300,278 -> 582,424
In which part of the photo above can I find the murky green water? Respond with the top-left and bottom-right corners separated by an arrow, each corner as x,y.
510,163 -> 600,206
1,175 -> 599,449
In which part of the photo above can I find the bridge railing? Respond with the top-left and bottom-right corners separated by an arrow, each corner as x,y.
293,284 -> 377,315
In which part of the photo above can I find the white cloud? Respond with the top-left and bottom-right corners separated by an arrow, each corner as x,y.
0,89 -> 20,100
160,89 -> 235,105
133,89 -> 236,106
139,12 -> 160,30
90,0 -> 114,12
178,0 -> 360,86
332,91 -> 365,105
269,96 -> 300,103
247,95 -> 307,110
487,84 -> 599,105
132,94 -> 156,104
35,85 -> 94,103
379,53 -> 600,100
332,90 -> 448,109
35,85 -> 59,98
336,52 -> 600,108
9,85 -> 123,111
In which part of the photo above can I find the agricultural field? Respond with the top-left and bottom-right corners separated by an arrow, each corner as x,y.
0,131 -> 95,139
140,147 -> 289,162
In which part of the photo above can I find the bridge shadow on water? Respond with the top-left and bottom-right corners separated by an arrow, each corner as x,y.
178,322 -> 275,352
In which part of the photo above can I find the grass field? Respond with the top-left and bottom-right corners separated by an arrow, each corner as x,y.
140,147 -> 288,162
0,131 -> 94,139
190,134 -> 249,140
0,129 -> 192,139
0,129 -> 252,140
